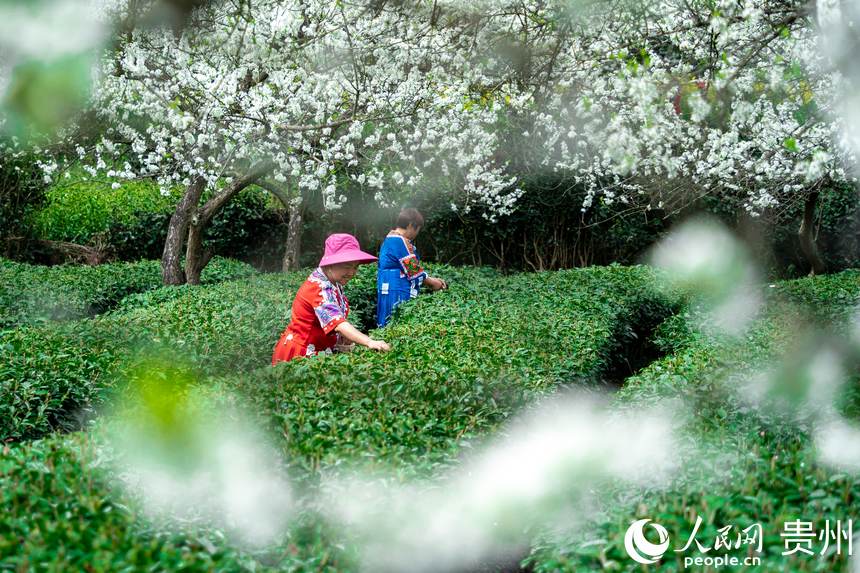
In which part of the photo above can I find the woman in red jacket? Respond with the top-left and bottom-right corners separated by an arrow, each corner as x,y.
272,233 -> 390,365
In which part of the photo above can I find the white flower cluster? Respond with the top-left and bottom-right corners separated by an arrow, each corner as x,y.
508,0 -> 855,215
27,0 -> 857,220
71,0 -> 532,217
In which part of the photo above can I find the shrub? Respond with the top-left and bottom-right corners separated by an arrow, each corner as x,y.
7,266 -> 857,572
0,148 -> 47,258
0,270 -> 298,441
211,265 -> 681,473
771,269 -> 860,322
29,173 -> 283,261
29,174 -> 176,244
0,265 -> 678,445
0,257 -> 256,329
772,182 -> 860,275
107,185 -> 283,262
412,174 -> 669,270
703,182 -> 860,277
341,263 -> 502,331
526,269 -> 860,572
0,434 -> 263,571
0,264 -> 682,571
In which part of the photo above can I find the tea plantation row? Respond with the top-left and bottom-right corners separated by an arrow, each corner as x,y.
1,263 -> 682,570
0,270 -> 298,440
0,257 -> 256,329
1,265 -> 858,571
529,270 -> 860,572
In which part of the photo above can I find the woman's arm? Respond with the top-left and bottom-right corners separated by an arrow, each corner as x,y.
334,321 -> 391,351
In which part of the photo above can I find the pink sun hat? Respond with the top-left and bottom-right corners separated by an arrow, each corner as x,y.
318,233 -> 378,267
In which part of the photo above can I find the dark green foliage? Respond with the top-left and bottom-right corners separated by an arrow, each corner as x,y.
280,173 -> 668,275
104,209 -> 173,261
703,182 -> 860,277
0,257 -> 256,329
0,271 -> 297,441
412,175 -> 668,270
1,265 -> 858,572
0,149 -> 47,255
772,183 -> 860,275
28,175 -> 283,262
527,269 -> 860,572
96,188 -> 283,263
206,186 -> 283,255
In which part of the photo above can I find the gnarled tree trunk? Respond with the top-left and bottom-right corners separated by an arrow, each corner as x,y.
162,176 -> 206,285
184,214 -> 215,285
184,161 -> 272,284
799,190 -> 826,276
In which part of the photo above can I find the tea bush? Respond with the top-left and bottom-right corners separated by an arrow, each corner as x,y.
0,434 -> 274,572
3,265 -> 857,572
0,263 -> 682,571
29,175 -> 177,244
222,264 -> 681,474
771,269 -> 860,322
0,265 -> 402,442
0,257 -> 256,329
0,271 -> 301,441
527,269 -> 860,572
0,264 -> 677,444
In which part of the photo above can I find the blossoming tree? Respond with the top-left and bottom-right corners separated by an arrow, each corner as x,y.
501,0 -> 855,273
24,0 -> 857,278
83,0 -> 527,283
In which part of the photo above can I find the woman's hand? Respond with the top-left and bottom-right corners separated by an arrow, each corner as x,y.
367,339 -> 391,352
335,321 -> 390,351
426,277 -> 448,291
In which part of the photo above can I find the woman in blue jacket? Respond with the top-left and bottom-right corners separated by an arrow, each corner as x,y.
376,208 -> 447,327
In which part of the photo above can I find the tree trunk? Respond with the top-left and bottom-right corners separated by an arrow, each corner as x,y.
256,178 -> 302,272
184,161 -> 272,284
162,177 -> 206,285
799,190 -> 826,276
184,217 -> 215,285
282,198 -> 302,271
